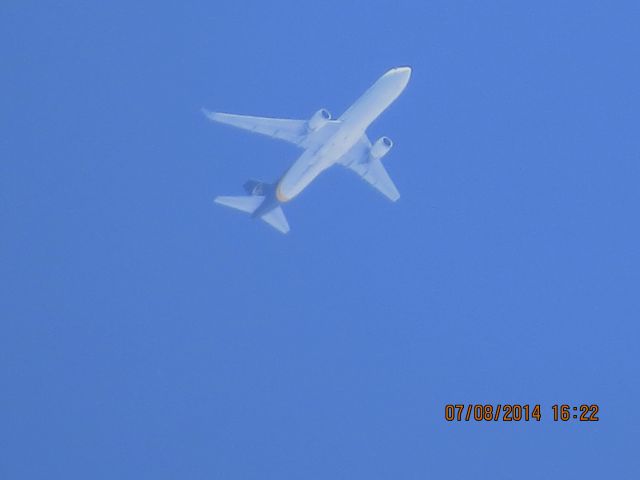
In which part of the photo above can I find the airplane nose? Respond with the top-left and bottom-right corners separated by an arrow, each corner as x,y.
384,66 -> 412,84
375,66 -> 412,99
395,66 -> 412,79
387,66 -> 411,90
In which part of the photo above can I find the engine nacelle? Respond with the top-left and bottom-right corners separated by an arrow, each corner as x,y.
307,108 -> 331,131
370,136 -> 393,160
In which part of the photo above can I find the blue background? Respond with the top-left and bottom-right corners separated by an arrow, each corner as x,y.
2,1 -> 639,478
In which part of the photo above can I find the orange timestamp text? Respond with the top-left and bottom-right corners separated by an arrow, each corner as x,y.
444,404 -> 600,422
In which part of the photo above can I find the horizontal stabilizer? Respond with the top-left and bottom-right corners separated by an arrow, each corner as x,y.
214,195 -> 264,214
214,195 -> 290,234
260,206 -> 290,234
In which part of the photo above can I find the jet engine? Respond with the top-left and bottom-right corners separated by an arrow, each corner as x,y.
370,136 -> 393,160
307,108 -> 331,131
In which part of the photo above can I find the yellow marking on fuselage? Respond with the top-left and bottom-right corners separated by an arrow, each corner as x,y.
276,184 -> 290,203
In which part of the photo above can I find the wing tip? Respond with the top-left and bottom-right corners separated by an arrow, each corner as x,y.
201,108 -> 213,118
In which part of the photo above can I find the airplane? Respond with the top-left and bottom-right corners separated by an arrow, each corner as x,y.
204,66 -> 412,234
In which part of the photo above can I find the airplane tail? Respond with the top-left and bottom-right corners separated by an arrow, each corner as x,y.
214,195 -> 263,214
258,205 -> 289,234
214,189 -> 290,234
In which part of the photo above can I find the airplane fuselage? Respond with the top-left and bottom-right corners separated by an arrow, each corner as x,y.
275,67 -> 412,203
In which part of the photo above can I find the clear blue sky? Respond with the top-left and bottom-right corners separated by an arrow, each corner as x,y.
2,1 -> 639,478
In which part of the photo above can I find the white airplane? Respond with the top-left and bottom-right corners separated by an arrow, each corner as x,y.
204,66 -> 412,233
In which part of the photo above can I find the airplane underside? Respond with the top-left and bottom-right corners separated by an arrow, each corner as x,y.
204,66 -> 411,233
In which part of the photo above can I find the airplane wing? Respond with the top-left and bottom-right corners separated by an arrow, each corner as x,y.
337,135 -> 400,201
203,109 -> 341,148
203,110 -> 307,145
